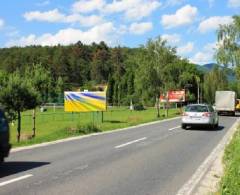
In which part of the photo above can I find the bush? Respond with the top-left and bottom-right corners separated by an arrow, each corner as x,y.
134,103 -> 145,111
77,123 -> 102,134
65,123 -> 102,135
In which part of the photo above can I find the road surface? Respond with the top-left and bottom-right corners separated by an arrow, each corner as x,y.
0,116 -> 238,195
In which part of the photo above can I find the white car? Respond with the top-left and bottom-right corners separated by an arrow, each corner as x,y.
181,104 -> 219,129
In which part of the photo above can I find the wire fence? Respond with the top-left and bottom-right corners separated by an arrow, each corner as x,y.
10,104 -> 181,129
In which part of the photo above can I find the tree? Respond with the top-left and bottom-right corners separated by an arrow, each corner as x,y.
107,74 -> 114,105
135,37 -> 177,117
0,71 -> 39,142
91,42 -> 111,83
56,76 -> 64,103
25,64 -> 51,103
216,15 -> 240,79
24,64 -> 52,137
203,65 -> 228,104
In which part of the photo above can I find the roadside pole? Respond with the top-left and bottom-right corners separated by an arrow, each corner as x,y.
32,109 -> 36,137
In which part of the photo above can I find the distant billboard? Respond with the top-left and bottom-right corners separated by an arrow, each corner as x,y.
64,90 -> 107,112
160,90 -> 185,103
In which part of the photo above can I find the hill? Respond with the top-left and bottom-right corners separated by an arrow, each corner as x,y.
196,63 -> 235,81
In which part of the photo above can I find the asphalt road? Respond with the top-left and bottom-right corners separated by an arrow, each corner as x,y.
0,115 -> 238,195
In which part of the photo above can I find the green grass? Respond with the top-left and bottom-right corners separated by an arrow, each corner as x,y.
10,106 -> 181,147
218,127 -> 240,195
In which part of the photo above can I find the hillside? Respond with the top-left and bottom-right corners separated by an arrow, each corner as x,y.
196,63 -> 235,81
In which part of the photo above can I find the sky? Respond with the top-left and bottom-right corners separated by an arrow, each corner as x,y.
0,0 -> 240,65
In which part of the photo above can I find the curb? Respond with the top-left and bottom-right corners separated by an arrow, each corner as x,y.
11,116 -> 181,153
176,117 -> 240,195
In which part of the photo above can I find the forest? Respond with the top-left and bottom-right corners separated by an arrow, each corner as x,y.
0,39 -> 203,106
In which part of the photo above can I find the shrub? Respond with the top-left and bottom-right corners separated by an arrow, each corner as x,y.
134,103 -> 145,111
77,123 -> 102,134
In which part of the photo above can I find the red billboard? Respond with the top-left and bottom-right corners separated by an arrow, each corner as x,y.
160,90 -> 185,103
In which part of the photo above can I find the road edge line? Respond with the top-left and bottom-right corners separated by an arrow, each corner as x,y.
176,117 -> 240,195
0,174 -> 33,187
11,116 -> 181,153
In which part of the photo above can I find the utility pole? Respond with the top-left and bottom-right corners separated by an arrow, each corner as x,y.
197,82 -> 200,104
195,76 -> 200,104
154,47 -> 160,118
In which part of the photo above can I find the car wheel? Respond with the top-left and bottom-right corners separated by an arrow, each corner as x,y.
0,155 -> 4,163
181,124 -> 186,129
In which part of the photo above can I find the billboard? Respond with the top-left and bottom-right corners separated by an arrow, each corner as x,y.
160,90 -> 185,103
64,90 -> 107,112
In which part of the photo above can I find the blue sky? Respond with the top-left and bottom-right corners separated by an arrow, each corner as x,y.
0,0 -> 239,65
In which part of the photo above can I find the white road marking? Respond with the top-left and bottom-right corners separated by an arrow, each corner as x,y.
0,174 -> 33,187
168,126 -> 181,131
115,137 -> 147,149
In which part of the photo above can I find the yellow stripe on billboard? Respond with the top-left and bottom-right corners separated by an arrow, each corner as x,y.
64,91 -> 107,112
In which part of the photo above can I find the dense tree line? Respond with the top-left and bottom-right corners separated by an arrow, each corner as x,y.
0,39 -> 203,108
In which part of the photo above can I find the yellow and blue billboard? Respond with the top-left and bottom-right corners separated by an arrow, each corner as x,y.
64,90 -> 107,112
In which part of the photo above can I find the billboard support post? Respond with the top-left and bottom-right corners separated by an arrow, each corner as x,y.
156,96 -> 160,118
101,111 -> 103,123
92,112 -> 94,127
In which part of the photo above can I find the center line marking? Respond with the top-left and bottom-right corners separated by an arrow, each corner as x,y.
0,174 -> 33,187
115,137 -> 147,149
169,126 -> 181,131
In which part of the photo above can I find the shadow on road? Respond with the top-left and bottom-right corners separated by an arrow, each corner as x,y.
0,161 -> 50,178
185,125 -> 224,131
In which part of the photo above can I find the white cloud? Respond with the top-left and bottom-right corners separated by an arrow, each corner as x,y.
6,22 -> 117,47
162,33 -> 181,44
228,0 -> 240,7
119,25 -> 128,34
198,16 -> 233,33
204,42 -> 217,51
24,9 -> 104,27
124,1 -> 161,21
190,52 -> 213,65
104,0 -> 161,21
24,9 -> 65,22
0,18 -> 4,29
72,0 -> 106,13
161,4 -> 198,29
177,42 -> 194,55
129,22 -> 152,34
190,41 -> 218,64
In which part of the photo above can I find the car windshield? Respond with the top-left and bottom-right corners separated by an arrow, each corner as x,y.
185,105 -> 209,112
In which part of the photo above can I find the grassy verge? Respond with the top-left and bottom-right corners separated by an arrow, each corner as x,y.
218,126 -> 240,195
10,107 -> 180,147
